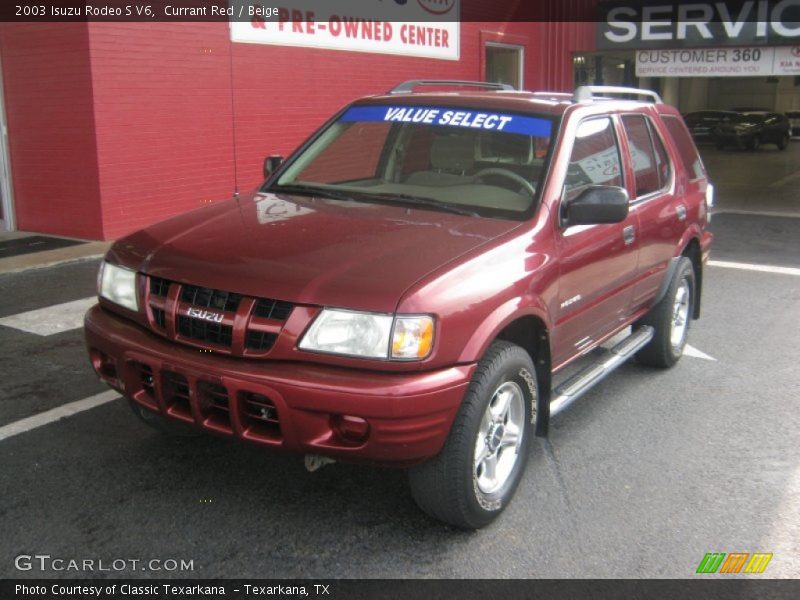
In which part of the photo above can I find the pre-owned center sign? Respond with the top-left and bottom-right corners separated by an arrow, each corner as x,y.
598,0 -> 800,49
230,0 -> 460,60
635,45 -> 800,76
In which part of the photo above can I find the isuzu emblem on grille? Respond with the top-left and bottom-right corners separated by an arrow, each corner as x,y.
186,307 -> 224,323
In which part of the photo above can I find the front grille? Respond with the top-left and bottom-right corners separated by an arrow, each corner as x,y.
241,391 -> 281,438
254,298 -> 293,321
146,276 -> 293,356
162,371 -> 192,418
150,277 -> 170,297
246,330 -> 278,352
126,362 -> 283,443
177,316 -> 233,347
151,307 -> 166,329
181,284 -> 242,313
135,362 -> 155,400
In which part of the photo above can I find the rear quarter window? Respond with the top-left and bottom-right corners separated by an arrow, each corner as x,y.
661,115 -> 705,180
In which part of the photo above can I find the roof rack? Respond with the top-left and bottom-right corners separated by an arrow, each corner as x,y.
573,85 -> 662,104
530,91 -> 574,101
388,80 -> 515,94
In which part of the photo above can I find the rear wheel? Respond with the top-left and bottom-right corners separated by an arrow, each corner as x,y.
127,398 -> 203,437
634,257 -> 695,368
408,341 -> 536,529
746,135 -> 761,151
778,132 -> 790,150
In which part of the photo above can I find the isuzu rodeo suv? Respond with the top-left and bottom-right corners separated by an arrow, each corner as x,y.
85,81 -> 714,528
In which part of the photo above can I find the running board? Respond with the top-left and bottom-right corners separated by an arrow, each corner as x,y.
550,326 -> 654,418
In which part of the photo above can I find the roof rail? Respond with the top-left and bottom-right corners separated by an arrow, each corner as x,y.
531,91 -> 574,101
573,85 -> 662,104
388,80 -> 515,94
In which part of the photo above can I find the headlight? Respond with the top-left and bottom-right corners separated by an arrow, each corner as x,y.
98,261 -> 139,311
298,309 -> 434,360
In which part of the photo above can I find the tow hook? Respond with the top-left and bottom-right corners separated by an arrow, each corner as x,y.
304,454 -> 336,472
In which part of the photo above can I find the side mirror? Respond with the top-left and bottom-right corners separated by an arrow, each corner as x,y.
263,155 -> 284,179
563,185 -> 629,226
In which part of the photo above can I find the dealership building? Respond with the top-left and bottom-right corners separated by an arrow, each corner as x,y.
0,0 -> 798,240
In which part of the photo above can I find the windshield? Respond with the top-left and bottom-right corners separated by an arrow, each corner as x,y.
731,113 -> 766,124
268,104 -> 555,220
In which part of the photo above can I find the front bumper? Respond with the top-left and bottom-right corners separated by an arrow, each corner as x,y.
85,305 -> 474,466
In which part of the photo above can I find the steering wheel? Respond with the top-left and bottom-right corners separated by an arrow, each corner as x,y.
473,168 -> 537,197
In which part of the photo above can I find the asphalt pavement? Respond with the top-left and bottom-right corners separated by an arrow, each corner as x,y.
0,145 -> 798,579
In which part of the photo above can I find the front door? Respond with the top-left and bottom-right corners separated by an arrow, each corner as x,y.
552,116 -> 639,368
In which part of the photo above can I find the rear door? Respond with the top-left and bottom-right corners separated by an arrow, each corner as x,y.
552,115 -> 640,367
620,112 -> 684,309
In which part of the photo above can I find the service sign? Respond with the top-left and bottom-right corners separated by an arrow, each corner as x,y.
635,45 -> 800,76
229,1 -> 460,60
597,0 -> 800,49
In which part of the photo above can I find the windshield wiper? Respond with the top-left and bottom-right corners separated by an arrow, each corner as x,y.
366,193 -> 480,217
268,184 -> 360,202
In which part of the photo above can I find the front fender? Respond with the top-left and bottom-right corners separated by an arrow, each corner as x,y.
456,296 -> 552,364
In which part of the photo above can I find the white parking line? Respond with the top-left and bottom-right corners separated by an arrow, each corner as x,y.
707,260 -> 800,277
0,296 -> 96,335
684,344 -> 717,361
0,390 -> 119,443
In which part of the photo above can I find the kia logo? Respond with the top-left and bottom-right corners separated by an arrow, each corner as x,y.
417,0 -> 456,16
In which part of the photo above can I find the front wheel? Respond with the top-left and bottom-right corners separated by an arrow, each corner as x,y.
778,132 -> 790,150
634,257 -> 695,368
408,341 -> 536,529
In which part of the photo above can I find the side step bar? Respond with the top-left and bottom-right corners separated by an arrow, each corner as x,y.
550,326 -> 654,418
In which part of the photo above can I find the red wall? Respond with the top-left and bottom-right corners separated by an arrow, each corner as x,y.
2,18 -> 595,241
0,23 -> 103,239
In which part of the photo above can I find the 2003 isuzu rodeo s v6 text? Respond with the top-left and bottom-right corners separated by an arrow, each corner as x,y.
85,81 -> 714,528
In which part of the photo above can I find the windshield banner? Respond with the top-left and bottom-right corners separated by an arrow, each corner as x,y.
340,106 -> 552,137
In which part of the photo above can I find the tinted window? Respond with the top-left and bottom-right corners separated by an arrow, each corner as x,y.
564,117 -> 623,202
647,119 -> 672,190
662,115 -> 705,180
621,114 -> 661,198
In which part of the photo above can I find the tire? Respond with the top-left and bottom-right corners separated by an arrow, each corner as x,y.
746,135 -> 760,151
408,341 -> 536,529
634,257 -> 695,368
127,397 -> 203,437
778,132 -> 790,150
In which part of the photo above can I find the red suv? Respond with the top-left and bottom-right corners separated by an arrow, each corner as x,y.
85,81 -> 713,528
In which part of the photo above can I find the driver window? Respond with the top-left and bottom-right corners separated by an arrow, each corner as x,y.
564,117 -> 623,203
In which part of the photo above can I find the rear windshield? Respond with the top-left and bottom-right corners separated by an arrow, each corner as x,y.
268,104 -> 555,220
662,115 -> 705,180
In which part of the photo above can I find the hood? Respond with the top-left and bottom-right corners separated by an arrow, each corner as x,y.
109,191 -> 521,312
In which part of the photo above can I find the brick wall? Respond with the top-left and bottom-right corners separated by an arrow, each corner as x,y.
0,23 -> 103,239
2,17 -> 591,240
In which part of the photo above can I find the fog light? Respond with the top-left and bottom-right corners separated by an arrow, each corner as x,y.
331,415 -> 370,445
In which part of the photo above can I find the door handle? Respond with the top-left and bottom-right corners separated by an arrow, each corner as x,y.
676,204 -> 687,221
623,225 -> 635,246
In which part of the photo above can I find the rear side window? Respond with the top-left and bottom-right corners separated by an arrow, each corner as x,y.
647,119 -> 672,190
662,115 -> 705,180
621,114 -> 664,198
564,117 -> 623,202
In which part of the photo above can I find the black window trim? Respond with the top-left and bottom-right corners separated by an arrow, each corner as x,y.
558,113 -> 627,228
620,112 -> 675,206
